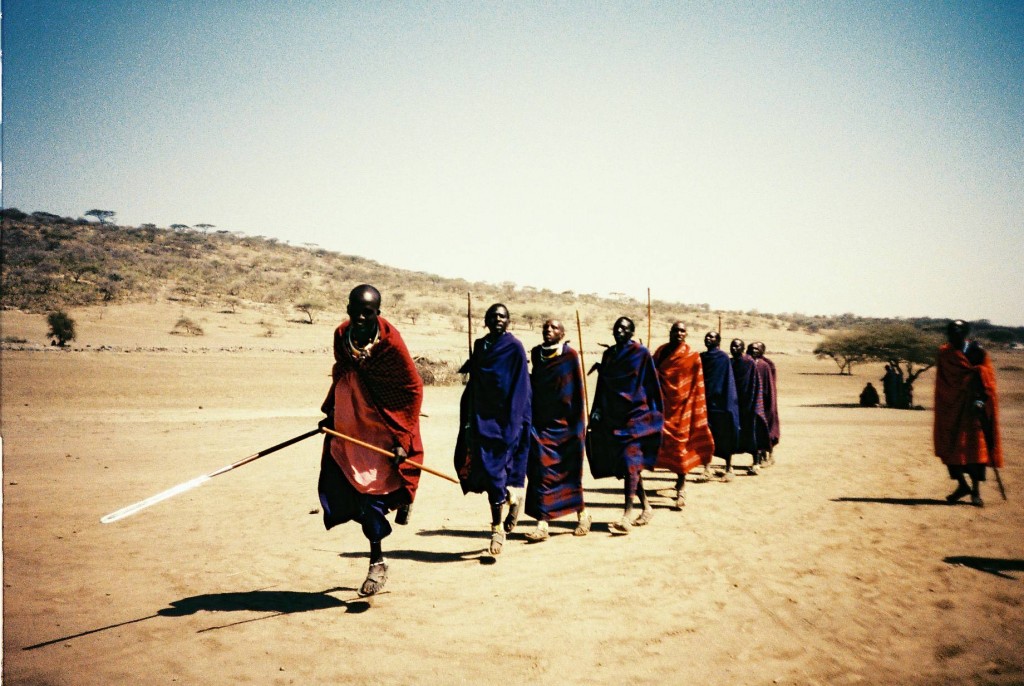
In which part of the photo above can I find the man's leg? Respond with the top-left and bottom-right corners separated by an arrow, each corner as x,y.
633,474 -> 654,526
357,497 -> 392,597
946,465 -> 972,503
489,497 -> 506,555
723,455 -> 735,482
968,464 -> 986,507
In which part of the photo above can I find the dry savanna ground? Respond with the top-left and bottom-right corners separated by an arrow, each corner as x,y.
2,303 -> 1023,685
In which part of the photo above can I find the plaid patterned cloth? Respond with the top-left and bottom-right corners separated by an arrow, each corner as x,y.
653,342 -> 715,475
586,340 -> 663,483
732,354 -> 770,455
700,348 -> 740,458
320,317 -> 424,503
526,344 -> 586,521
763,356 -> 781,446
454,332 -> 532,505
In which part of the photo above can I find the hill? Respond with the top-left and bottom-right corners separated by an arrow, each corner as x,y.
3,210 -> 1021,347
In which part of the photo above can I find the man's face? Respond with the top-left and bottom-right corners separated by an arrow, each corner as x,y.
749,343 -> 763,358
947,320 -> 968,347
612,318 -> 634,345
542,319 -> 564,345
704,331 -> 720,350
669,322 -> 687,345
730,339 -> 745,357
347,290 -> 380,335
485,305 -> 510,336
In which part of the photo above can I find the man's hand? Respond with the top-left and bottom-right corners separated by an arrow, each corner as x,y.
391,445 -> 408,465
318,416 -> 333,431
590,410 -> 601,423
588,362 -> 601,375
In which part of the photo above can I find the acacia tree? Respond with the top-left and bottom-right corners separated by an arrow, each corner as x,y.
47,311 -> 76,346
295,301 -> 323,324
85,209 -> 116,224
816,323 -> 942,406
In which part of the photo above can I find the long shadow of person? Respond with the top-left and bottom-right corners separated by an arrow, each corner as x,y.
23,588 -> 366,650
832,497 -> 950,506
944,556 -> 1024,580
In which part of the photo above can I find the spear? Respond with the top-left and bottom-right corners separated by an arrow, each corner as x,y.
321,427 -> 459,485
647,287 -> 652,348
101,428 -> 321,524
466,291 -> 473,358
576,309 -> 590,416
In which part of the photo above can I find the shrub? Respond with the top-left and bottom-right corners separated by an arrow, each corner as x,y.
46,311 -> 76,346
171,318 -> 204,336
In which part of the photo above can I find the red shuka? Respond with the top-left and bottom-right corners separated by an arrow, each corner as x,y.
933,343 -> 1003,469
322,317 -> 425,501
653,342 -> 715,474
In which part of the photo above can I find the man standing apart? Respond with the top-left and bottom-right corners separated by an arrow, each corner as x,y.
934,320 -> 1003,507
653,322 -> 715,509
587,317 -> 664,534
318,285 -> 424,597
524,319 -> 592,542
700,331 -> 741,483
455,304 -> 532,555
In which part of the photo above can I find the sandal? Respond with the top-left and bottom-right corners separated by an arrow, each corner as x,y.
358,560 -> 389,597
489,528 -> 506,555
525,525 -> 549,543
946,484 -> 971,503
503,496 -> 522,534
609,516 -> 631,535
632,508 -> 654,526
673,489 -> 686,510
573,511 -> 592,537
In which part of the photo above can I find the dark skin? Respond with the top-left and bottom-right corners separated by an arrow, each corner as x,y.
945,320 -> 983,504
482,304 -> 514,527
341,285 -> 405,564
542,319 -> 564,346
592,317 -> 651,521
730,339 -> 745,358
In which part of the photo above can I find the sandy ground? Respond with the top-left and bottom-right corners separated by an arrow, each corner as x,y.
2,305 -> 1023,685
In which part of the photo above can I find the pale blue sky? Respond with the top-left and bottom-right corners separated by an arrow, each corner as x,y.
3,1 -> 1022,324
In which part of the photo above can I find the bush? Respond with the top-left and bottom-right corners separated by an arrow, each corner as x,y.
414,357 -> 461,386
46,311 -> 76,346
171,318 -> 204,336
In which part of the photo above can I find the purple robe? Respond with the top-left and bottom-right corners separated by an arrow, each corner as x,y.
454,332 -> 532,505
526,343 -> 586,521
732,354 -> 770,455
586,340 -> 664,486
763,356 -> 781,446
700,348 -> 740,458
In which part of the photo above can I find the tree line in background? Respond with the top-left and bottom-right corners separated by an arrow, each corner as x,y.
3,207 -> 1023,350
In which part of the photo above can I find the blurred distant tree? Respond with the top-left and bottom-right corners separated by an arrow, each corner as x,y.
170,224 -> 190,231
295,301 -> 323,324
813,330 -> 869,375
85,209 -> 116,224
194,223 -> 215,232
47,311 -> 76,346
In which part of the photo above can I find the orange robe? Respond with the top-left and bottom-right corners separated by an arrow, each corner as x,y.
933,343 -> 1003,468
653,342 -> 715,474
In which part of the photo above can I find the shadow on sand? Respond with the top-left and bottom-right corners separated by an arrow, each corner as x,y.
22,587 -> 365,650
833,496 -> 950,506
944,556 -> 1024,580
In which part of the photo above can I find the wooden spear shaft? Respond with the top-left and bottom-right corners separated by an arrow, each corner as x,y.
576,309 -> 590,416
466,292 -> 473,358
320,427 -> 459,485
647,288 -> 652,349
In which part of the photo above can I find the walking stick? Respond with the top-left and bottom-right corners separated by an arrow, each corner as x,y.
320,427 -> 460,485
576,309 -> 590,416
466,291 -> 473,358
647,287 -> 652,348
101,428 -> 321,523
718,315 -> 722,335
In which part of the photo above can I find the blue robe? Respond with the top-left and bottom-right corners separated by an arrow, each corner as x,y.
700,348 -> 740,458
454,332 -> 532,505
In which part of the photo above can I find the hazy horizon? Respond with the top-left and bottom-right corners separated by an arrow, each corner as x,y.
3,2 -> 1022,325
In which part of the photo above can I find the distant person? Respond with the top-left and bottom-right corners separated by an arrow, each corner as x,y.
587,317 -> 664,534
751,341 -> 780,466
732,339 -> 771,473
454,303 -> 532,555
653,322 -> 715,509
317,285 -> 425,597
524,319 -> 591,542
881,365 -> 898,406
934,320 -> 1003,507
700,331 -> 740,482
859,382 -> 880,407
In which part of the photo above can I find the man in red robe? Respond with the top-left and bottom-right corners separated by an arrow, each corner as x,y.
654,322 -> 715,509
934,319 -> 1003,507
318,285 -> 424,595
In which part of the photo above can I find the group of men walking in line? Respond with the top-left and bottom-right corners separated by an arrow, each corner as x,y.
315,285 -> 1001,597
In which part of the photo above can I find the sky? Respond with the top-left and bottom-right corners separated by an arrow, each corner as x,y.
3,1 -> 1023,325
